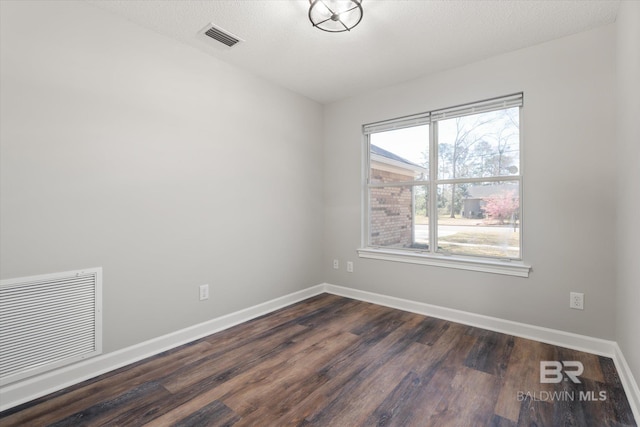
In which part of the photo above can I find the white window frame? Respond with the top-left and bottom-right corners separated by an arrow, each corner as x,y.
358,94 -> 531,277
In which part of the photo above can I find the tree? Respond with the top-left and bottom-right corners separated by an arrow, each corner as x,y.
493,108 -> 519,176
443,115 -> 497,217
483,190 -> 519,224
414,185 -> 427,216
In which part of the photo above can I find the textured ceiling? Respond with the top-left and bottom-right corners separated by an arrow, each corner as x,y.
88,0 -> 620,104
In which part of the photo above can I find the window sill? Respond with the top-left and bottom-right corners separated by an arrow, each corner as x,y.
357,248 -> 531,278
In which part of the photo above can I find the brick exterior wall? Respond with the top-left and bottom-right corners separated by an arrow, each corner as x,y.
370,169 -> 413,247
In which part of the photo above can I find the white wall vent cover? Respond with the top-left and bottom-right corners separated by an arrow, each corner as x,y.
0,268 -> 102,386
199,23 -> 243,48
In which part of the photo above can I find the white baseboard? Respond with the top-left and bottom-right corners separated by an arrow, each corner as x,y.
2,282 -> 638,424
614,343 -> 640,423
0,284 -> 325,412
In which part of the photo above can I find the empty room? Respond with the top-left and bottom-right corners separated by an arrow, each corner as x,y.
0,0 -> 638,426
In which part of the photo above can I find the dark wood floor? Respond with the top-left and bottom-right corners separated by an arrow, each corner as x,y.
0,293 -> 636,426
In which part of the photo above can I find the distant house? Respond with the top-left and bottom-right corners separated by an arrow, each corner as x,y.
461,183 -> 519,219
369,145 -> 427,247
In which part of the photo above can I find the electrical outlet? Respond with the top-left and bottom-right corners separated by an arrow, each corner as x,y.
333,259 -> 339,269
199,284 -> 209,301
570,292 -> 584,310
346,261 -> 354,273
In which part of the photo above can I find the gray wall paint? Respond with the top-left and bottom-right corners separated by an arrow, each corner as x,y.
0,0 -> 634,368
323,25 -> 617,340
0,1 -> 324,353
616,1 -> 640,387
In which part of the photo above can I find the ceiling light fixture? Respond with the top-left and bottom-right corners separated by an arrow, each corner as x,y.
308,0 -> 363,33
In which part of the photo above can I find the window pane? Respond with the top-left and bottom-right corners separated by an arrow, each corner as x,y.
369,125 -> 429,184
413,185 -> 430,248
436,182 -> 520,259
437,107 -> 519,180
369,185 -> 429,250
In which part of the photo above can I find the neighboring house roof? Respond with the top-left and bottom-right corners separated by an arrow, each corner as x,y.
370,145 -> 428,174
465,183 -> 519,199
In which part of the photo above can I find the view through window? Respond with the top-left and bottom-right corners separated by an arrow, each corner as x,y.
365,94 -> 522,260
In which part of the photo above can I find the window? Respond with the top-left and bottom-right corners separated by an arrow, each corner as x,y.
360,94 -> 530,277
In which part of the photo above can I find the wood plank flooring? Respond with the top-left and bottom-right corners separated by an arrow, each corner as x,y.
0,293 -> 636,426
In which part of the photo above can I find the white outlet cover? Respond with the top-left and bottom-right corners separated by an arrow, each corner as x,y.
570,292 -> 584,310
199,284 -> 209,301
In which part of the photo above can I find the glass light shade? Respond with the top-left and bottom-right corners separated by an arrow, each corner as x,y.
309,0 -> 363,32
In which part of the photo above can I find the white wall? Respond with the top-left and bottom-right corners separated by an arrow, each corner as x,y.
0,0 -> 632,381
0,1 -> 324,353
616,0 -> 640,389
323,25 -> 617,339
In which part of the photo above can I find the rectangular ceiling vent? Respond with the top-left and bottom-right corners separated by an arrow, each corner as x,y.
200,24 -> 243,48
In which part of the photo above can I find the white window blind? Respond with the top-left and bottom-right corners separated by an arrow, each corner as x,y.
363,113 -> 430,135
431,93 -> 523,121
363,93 -> 523,135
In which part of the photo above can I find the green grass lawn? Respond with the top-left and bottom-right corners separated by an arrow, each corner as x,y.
441,231 -> 519,247
412,214 -> 520,258
438,230 -> 520,258
414,214 -> 497,226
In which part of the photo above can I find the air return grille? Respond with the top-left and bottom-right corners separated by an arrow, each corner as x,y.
0,268 -> 102,385
200,24 -> 243,48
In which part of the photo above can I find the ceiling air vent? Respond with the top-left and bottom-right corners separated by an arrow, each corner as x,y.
199,24 -> 243,48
